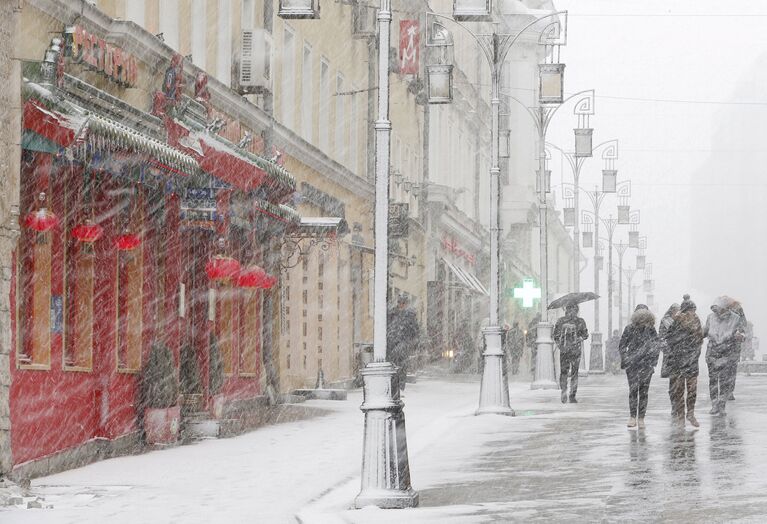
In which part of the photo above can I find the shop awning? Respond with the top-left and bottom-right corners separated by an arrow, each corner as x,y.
443,258 -> 489,296
165,117 -> 295,196
296,217 -> 349,237
22,99 -> 199,177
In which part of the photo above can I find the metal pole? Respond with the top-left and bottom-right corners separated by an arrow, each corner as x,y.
477,37 -> 514,414
572,162 -> 581,293
356,0 -> 418,508
589,190 -> 604,373
532,109 -> 558,389
615,242 -> 627,333
607,220 -> 614,337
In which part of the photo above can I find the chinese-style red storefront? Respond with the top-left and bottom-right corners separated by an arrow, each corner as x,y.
11,46 -> 296,475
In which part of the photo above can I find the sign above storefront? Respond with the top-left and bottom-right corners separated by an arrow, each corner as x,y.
66,25 -> 138,87
441,236 -> 476,266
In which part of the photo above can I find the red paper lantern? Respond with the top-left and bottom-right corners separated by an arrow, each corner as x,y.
72,220 -> 104,243
236,265 -> 266,288
116,233 -> 142,251
24,208 -> 59,232
261,274 -> 278,289
205,256 -> 241,281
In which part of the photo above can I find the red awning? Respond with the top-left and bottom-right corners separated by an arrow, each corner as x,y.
164,117 -> 266,192
22,100 -> 80,147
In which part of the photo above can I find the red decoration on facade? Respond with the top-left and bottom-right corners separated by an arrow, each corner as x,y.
236,265 -> 266,288
23,208 -> 58,232
71,220 -> 104,243
261,274 -> 278,289
205,256 -> 241,281
399,20 -> 420,75
152,54 -> 186,117
194,72 -> 212,115
116,233 -> 141,251
441,236 -> 476,265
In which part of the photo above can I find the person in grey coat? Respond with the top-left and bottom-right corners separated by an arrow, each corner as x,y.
619,305 -> 660,429
704,296 -> 746,415
661,297 -> 703,427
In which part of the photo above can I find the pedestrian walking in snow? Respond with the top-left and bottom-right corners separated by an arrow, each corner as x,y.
724,298 -> 747,401
704,296 -> 746,415
619,305 -> 660,429
506,321 -> 524,376
553,304 -> 589,403
387,294 -> 420,391
528,313 -> 541,375
661,297 -> 703,427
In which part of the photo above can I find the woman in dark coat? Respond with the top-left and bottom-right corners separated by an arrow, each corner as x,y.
619,305 -> 660,429
661,295 -> 703,427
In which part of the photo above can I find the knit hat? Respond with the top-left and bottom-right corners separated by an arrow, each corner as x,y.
680,294 -> 696,312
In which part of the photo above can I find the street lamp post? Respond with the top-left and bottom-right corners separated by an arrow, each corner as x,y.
614,241 -> 628,332
623,266 -> 639,320
426,6 -> 569,407
280,0 -> 419,508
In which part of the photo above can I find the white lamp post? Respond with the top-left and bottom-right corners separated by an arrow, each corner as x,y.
427,7 -> 569,408
279,0 -> 417,510
602,169 -> 617,193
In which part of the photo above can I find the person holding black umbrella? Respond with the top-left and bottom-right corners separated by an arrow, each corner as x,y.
553,304 -> 589,403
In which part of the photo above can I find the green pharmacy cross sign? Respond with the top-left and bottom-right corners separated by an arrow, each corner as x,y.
512,278 -> 542,308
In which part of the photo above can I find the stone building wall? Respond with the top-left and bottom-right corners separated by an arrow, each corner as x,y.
0,0 -> 22,476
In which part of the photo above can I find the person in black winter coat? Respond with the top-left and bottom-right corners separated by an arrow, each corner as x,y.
619,305 -> 660,429
387,294 -> 420,390
553,304 -> 589,403
661,296 -> 703,427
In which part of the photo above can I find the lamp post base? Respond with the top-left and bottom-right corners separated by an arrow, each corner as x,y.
355,362 -> 419,510
589,335 -> 605,374
476,327 -> 514,416
532,322 -> 559,390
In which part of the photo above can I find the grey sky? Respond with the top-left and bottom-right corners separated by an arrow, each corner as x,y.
544,0 -> 767,335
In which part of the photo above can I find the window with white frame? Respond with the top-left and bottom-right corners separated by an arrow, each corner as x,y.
125,0 -> 145,26
302,43 -> 313,142
319,59 -> 330,151
159,0 -> 180,50
335,73 -> 345,163
191,0 -> 207,69
349,89 -> 358,172
216,0 -> 232,84
282,27 -> 296,128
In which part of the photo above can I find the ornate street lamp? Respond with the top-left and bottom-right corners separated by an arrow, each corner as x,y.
636,254 -> 646,270
426,23 -> 454,104
535,169 -> 551,193
563,206 -> 575,227
628,230 -> 639,248
453,0 -> 492,21
278,0 -> 320,19
602,169 -> 617,193
582,231 -> 593,248
617,204 -> 630,224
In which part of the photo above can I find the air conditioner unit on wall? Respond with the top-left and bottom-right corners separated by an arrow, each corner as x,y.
238,29 -> 273,95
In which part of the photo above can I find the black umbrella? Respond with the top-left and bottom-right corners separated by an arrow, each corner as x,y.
548,292 -> 600,310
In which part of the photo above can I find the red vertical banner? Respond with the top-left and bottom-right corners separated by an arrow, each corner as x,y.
399,20 -> 420,75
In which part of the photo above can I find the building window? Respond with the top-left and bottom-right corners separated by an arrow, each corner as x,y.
319,58 -> 330,151
216,282 -> 236,375
116,192 -> 143,372
125,0 -> 146,26
281,26 -> 296,127
239,289 -> 261,376
302,43 -> 313,142
191,0 -> 207,69
159,0 -> 180,50
216,0 -> 232,84
335,73 -> 345,162
16,154 -> 54,368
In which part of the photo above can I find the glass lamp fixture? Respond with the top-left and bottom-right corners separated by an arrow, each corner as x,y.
278,0 -> 320,19
582,231 -> 594,248
539,63 -> 565,105
602,170 -> 617,193
427,64 -> 453,104
574,128 -> 593,157
618,205 -> 630,225
454,0 -> 492,21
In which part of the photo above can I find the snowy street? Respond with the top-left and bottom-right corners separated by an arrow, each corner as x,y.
5,370 -> 767,523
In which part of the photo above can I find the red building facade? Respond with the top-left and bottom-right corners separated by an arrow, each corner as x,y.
10,19 -> 297,476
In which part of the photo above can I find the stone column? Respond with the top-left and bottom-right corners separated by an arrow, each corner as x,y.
0,0 -> 21,476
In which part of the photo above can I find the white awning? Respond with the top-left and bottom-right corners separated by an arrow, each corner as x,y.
443,259 -> 488,296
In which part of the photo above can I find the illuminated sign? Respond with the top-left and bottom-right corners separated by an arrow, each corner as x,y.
67,25 -> 138,87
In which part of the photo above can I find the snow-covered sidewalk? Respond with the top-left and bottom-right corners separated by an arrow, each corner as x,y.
2,372 -> 491,523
